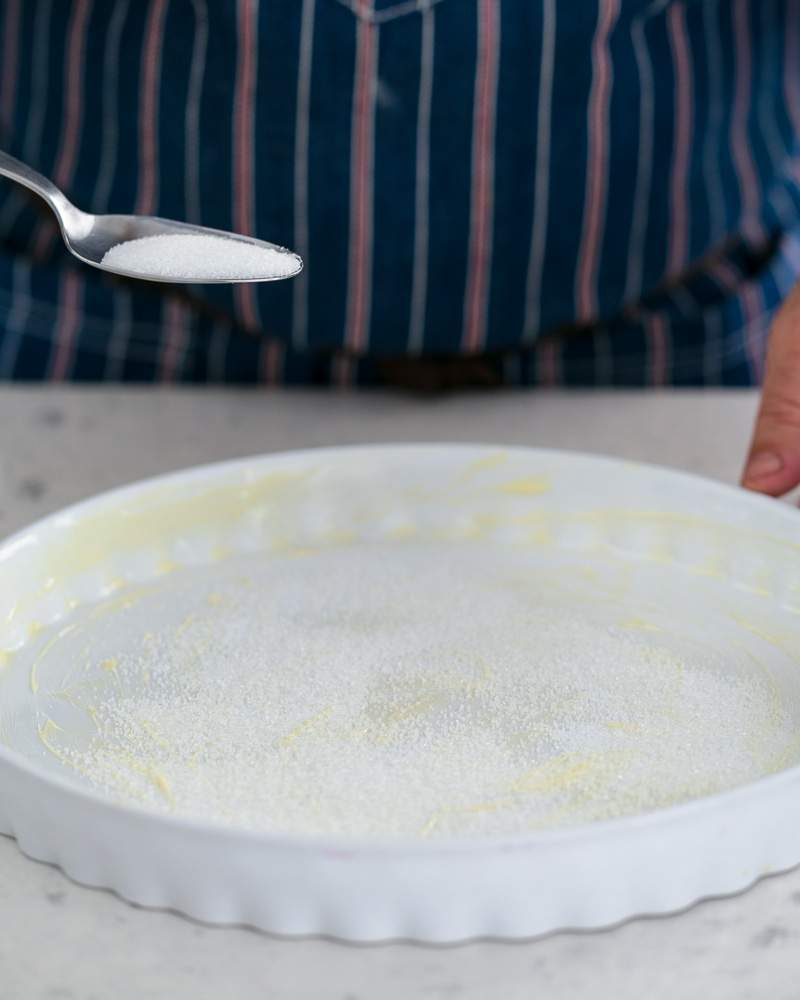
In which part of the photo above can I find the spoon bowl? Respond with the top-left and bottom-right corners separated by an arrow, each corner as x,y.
0,150 -> 302,284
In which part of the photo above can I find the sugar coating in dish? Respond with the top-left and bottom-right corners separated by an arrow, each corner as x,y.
33,540 -> 800,839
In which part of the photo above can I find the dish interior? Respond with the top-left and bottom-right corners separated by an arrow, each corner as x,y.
2,449 -> 800,839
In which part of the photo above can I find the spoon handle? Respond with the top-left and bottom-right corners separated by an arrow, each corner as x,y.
0,149 -> 72,218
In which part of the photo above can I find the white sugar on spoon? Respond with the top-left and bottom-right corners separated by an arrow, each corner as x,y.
101,233 -> 299,282
0,149 -> 302,284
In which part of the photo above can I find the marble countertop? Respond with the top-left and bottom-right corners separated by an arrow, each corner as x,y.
1,387 -> 799,1000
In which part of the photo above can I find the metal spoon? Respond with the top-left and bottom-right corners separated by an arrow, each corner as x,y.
0,150 -> 302,283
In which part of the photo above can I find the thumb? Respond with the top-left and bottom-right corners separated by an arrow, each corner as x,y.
742,282 -> 800,496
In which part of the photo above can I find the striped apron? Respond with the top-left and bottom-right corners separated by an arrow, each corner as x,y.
0,0 -> 799,385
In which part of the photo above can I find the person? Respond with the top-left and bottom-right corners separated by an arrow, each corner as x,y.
0,0 -> 798,496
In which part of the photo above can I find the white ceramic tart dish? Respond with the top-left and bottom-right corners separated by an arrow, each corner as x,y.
2,445 -> 800,942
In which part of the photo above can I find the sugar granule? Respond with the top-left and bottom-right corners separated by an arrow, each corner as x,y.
101,233 -> 298,281
56,542 -> 800,839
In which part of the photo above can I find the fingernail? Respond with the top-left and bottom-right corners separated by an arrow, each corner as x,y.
744,451 -> 784,482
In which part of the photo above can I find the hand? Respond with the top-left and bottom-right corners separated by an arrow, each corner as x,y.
742,281 -> 800,496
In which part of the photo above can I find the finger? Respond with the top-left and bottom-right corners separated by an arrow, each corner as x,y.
741,282 -> 800,496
